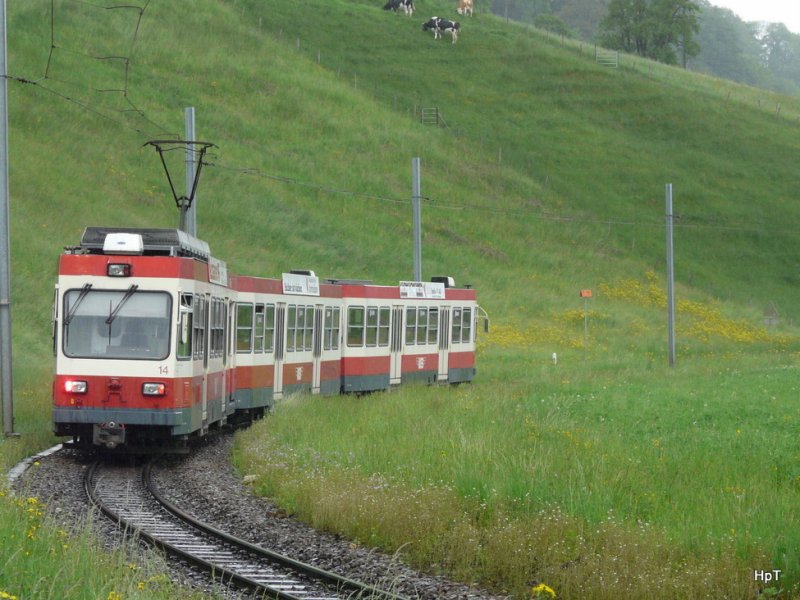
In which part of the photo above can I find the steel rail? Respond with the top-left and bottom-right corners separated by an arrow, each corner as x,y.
143,460 -> 408,600
85,459 -> 410,600
85,460 -> 301,598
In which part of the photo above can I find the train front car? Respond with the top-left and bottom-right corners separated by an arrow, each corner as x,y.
52,227 -> 233,451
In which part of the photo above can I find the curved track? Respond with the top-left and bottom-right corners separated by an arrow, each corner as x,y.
85,459 -> 410,600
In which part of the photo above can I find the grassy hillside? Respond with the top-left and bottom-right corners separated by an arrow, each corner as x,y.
6,0 -> 800,344
2,0 -> 800,598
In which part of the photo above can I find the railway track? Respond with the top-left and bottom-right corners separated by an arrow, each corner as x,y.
85,459 -> 410,600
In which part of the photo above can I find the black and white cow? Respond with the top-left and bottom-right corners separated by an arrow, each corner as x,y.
384,0 -> 414,16
422,17 -> 460,43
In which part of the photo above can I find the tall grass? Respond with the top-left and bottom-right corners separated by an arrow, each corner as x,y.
235,345 -> 798,598
0,489 -> 208,600
234,276 -> 800,598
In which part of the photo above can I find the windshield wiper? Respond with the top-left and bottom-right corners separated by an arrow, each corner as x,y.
105,284 -> 139,325
63,284 -> 93,327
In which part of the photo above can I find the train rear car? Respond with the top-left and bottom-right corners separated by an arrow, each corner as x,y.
339,278 -> 477,391
230,275 -> 478,399
52,227 -> 234,450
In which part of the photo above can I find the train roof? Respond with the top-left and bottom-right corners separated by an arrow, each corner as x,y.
77,227 -> 210,261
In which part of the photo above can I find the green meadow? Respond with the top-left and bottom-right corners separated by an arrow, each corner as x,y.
2,0 -> 800,598
235,293 -> 800,599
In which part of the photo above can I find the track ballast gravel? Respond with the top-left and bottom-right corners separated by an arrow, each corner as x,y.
12,434 -> 509,600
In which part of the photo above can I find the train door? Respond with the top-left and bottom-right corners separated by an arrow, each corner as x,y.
311,304 -> 323,394
219,298 -> 229,420
389,306 -> 404,385
225,298 -> 236,417
438,306 -> 451,382
202,292 -> 210,425
274,303 -> 286,400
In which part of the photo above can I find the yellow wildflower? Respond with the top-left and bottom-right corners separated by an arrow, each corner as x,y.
532,582 -> 557,598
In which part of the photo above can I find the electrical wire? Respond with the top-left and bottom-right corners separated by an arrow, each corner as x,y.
10,0 -> 172,138
204,159 -> 791,234
11,3 -> 800,237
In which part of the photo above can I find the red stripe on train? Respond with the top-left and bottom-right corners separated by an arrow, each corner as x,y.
341,355 -> 390,376
54,374 -> 203,410
235,360 -> 341,388
401,353 -> 439,372
340,285 -> 476,301
59,254 -> 211,281
448,351 -> 475,369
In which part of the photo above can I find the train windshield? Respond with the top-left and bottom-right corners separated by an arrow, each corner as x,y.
62,288 -> 172,360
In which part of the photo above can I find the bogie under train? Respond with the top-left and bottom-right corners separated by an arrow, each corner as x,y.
52,227 -> 479,451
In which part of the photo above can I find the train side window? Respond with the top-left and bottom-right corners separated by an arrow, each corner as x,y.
51,287 -> 58,357
209,299 -> 218,357
214,299 -> 226,358
451,307 -> 462,343
416,308 -> 428,345
347,306 -> 365,347
193,295 -> 206,360
462,307 -> 472,343
221,301 -> 229,365
209,299 -> 216,357
365,307 -> 379,347
304,305 -> 314,351
405,307 -> 417,345
219,300 -> 227,357
254,304 -> 265,353
287,305 -> 297,352
264,304 -> 275,352
324,306 -> 341,350
378,307 -> 390,347
324,307 -> 333,350
236,303 -> 254,353
178,293 -> 193,360
428,307 -> 439,345
334,307 -> 341,349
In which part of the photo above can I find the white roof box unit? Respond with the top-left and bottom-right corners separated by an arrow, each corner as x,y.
103,232 -> 144,255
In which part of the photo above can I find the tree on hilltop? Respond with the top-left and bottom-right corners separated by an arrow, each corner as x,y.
599,0 -> 700,66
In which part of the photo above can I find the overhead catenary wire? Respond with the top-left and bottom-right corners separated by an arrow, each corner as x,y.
7,0 -> 172,138
4,74 -> 173,136
204,159 -> 788,235
205,160 -> 423,207
11,3 -> 798,238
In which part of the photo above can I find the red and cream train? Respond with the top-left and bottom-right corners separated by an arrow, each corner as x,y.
52,227 -> 478,450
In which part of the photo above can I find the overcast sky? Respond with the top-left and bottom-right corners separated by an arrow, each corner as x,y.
710,0 -> 800,34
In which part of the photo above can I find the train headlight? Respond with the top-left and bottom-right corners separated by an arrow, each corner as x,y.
142,382 -> 166,396
64,380 -> 87,394
107,263 -> 132,277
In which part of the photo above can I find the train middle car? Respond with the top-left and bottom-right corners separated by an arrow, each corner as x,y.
52,227 -> 478,451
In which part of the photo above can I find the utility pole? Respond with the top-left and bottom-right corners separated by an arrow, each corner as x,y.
411,157 -> 422,281
666,183 -> 676,367
0,0 -> 14,436
184,107 -> 197,237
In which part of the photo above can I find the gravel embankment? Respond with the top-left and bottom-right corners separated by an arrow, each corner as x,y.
12,434 -> 509,600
